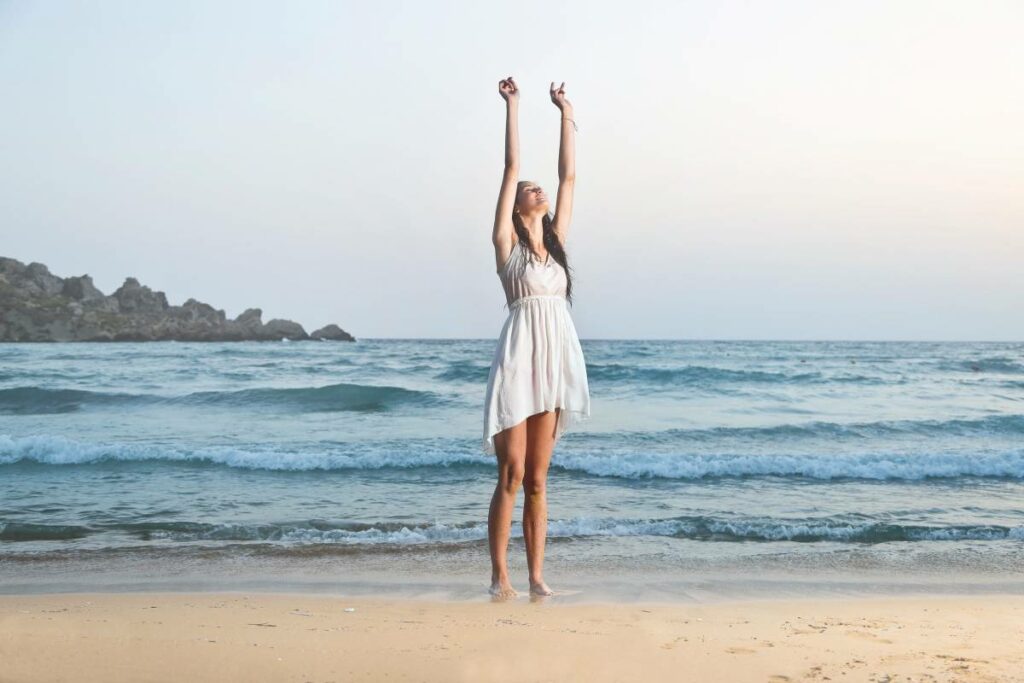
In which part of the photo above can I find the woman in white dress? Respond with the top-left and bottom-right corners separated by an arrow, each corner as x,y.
484,76 -> 591,599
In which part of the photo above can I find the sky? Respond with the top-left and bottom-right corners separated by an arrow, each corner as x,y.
1,0 -> 1021,340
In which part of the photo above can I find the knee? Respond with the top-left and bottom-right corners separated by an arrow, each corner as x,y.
500,465 -> 525,494
522,476 -> 547,498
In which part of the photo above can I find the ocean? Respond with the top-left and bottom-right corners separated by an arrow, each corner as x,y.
2,339 -> 1023,601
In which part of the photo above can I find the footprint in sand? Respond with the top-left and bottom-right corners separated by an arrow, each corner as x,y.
660,636 -> 687,650
933,654 -> 990,664
788,628 -> 825,636
844,629 -> 894,644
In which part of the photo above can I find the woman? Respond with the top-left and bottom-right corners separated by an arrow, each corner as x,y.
483,76 -> 592,599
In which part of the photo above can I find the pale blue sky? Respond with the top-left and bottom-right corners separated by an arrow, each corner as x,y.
2,0 -> 1021,340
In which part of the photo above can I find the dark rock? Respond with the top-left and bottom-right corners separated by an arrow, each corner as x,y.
234,308 -> 263,328
263,318 -> 309,341
112,277 -> 169,314
21,262 -> 65,297
178,298 -> 227,324
61,275 -> 105,302
0,257 -> 28,280
311,324 -> 355,341
0,255 -> 356,343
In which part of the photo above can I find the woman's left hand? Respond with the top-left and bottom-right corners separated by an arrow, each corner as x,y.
550,81 -> 572,111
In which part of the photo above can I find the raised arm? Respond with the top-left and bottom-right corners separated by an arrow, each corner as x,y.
492,77 -> 520,271
550,81 -> 576,244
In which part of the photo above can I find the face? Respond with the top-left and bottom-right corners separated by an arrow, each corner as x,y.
516,182 -> 549,213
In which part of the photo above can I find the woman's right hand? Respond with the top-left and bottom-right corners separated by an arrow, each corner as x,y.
498,76 -> 519,102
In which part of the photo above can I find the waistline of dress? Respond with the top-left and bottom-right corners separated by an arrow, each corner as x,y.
507,293 -> 567,309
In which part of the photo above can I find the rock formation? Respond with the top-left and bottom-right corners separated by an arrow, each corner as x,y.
0,256 -> 355,343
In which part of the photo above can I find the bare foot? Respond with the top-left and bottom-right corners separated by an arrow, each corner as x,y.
529,579 -> 554,596
489,578 -> 518,600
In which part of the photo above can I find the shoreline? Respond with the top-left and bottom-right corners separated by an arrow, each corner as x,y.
5,566 -> 1024,605
2,590 -> 1022,682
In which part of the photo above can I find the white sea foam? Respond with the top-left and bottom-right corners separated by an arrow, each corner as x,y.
41,516 -> 1024,545
3,433 -> 1024,480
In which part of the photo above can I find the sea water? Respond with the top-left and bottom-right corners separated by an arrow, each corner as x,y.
1,339 -> 1022,601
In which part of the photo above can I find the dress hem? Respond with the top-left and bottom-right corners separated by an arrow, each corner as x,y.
482,404 -> 592,455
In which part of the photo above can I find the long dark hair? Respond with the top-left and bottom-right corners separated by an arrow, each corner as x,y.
512,184 -> 574,305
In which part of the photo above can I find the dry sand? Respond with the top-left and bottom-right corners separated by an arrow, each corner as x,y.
1,591 -> 1022,682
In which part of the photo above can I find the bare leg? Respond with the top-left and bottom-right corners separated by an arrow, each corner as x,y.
488,419 -> 527,599
523,408 -> 559,596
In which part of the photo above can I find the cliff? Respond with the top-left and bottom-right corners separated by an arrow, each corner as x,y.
0,257 -> 355,342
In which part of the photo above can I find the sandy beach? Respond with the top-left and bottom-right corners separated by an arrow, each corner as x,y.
1,591 -> 1022,682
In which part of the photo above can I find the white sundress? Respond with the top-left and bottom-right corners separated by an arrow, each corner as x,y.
482,238 -> 591,454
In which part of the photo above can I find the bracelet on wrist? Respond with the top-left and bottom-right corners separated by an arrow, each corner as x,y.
562,117 -> 578,132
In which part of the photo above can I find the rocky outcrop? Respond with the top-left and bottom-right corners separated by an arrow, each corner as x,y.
311,324 -> 353,341
0,256 -> 356,343
61,275 -> 105,302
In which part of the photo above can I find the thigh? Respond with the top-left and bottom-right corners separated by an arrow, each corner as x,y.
524,408 -> 560,477
494,419 -> 528,479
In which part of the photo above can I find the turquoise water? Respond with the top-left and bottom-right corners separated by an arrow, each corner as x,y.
2,340 -> 1023,599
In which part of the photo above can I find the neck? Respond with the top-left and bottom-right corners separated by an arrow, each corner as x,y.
518,213 -> 546,249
